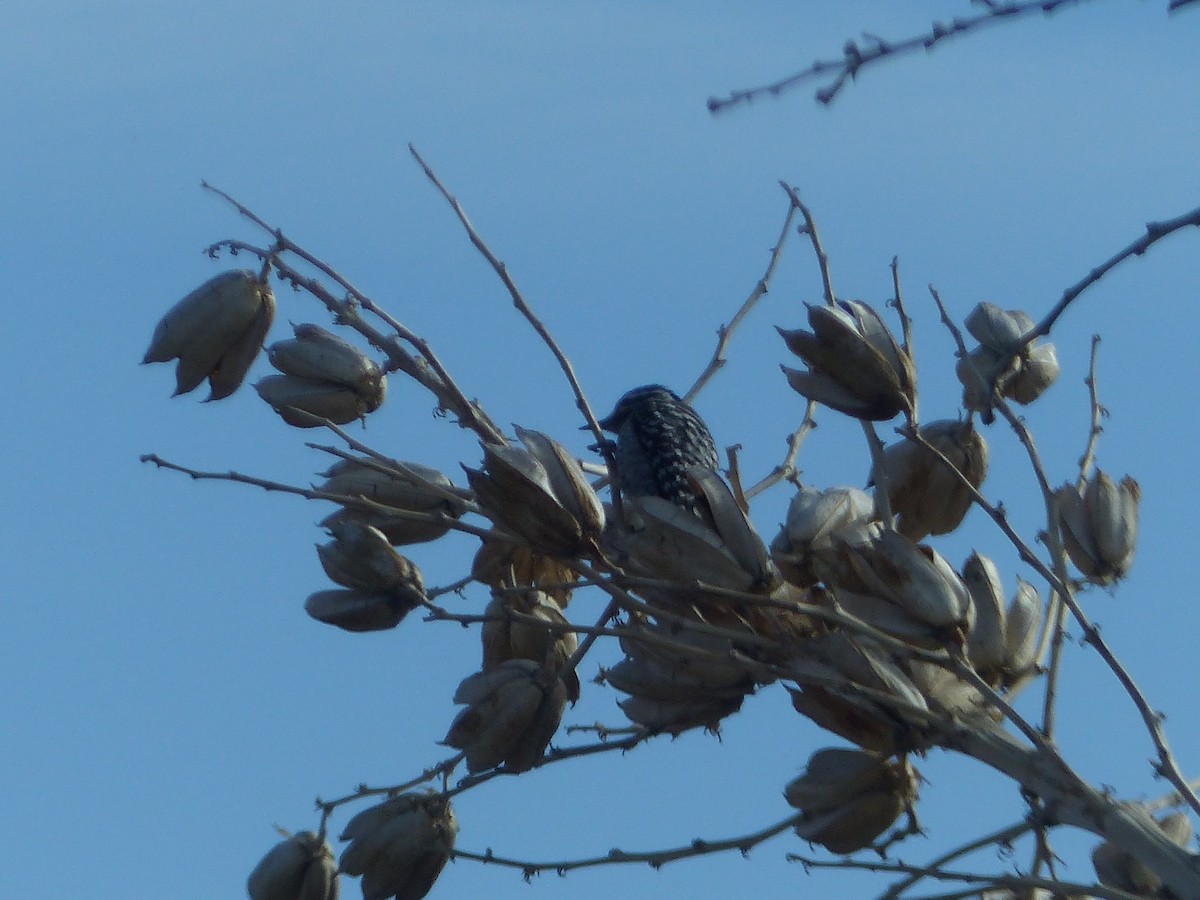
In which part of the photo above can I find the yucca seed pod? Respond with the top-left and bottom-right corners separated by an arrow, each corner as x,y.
870,420 -> 989,542
338,792 -> 457,900
317,457 -> 466,546
962,552 -> 1007,683
617,693 -> 744,735
316,520 -> 424,595
268,324 -> 383,396
785,748 -> 917,854
965,303 -> 1033,352
467,438 -> 602,558
444,659 -> 567,773
786,632 -> 931,755
143,269 -> 276,400
304,587 -> 421,632
958,303 -> 1058,419
255,374 -> 370,427
515,427 -> 606,538
246,830 -> 338,900
1056,470 -> 1140,584
1002,578 -> 1043,686
838,530 -> 972,630
481,592 -> 580,702
772,484 -> 875,588
611,494 -> 762,605
1092,807 -> 1192,895
778,300 -> 916,421
470,538 -> 577,608
1005,342 -> 1060,405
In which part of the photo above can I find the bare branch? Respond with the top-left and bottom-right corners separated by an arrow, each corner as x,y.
707,0 -> 1098,112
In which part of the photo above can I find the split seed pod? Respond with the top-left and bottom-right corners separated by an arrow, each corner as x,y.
770,485 -> 875,588
247,830 -> 338,900
1092,807 -> 1192,895
466,430 -> 604,558
481,591 -> 580,701
444,659 -> 568,773
957,303 -> 1059,421
785,748 -> 918,854
779,300 -> 916,421
143,269 -> 275,400
870,420 -> 988,541
338,792 -> 457,900
1056,470 -> 1140,584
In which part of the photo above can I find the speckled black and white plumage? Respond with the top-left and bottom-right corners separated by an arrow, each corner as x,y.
598,384 -> 719,514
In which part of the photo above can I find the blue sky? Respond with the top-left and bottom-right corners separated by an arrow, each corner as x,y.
4,2 -> 1199,898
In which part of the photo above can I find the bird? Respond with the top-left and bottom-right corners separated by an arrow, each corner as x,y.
597,384 -> 719,515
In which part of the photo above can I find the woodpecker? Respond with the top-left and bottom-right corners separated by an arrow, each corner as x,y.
597,384 -> 719,515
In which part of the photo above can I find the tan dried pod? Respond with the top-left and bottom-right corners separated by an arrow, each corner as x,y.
304,587 -> 421,632
871,420 -> 989,541
786,632 -> 931,754
614,494 -> 759,596
470,538 -> 576,608
317,521 -> 422,594
514,427 -> 605,538
1057,470 -> 1140,584
247,830 -> 338,900
618,693 -> 744,735
339,792 -> 456,900
965,302 -> 1031,351
772,485 -> 875,588
318,457 -> 466,546
1002,578 -> 1043,686
778,300 -> 915,421
444,659 -> 567,773
481,592 -> 580,702
1005,342 -> 1060,405
840,530 -> 972,630
255,374 -> 367,427
786,748 -> 917,854
962,552 -> 1007,683
467,441 -> 601,558
268,324 -> 384,398
144,269 -> 276,399
1092,807 -> 1192,895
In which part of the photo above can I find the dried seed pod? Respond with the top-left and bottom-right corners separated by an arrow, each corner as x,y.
143,269 -> 276,400
1002,578 -> 1042,686
339,792 -> 457,900
470,538 -> 577,608
1092,807 -> 1192,895
317,458 -> 466,546
785,748 -> 917,854
957,303 -> 1058,420
467,434 -> 604,558
444,659 -> 567,773
247,830 -> 338,900
870,420 -> 989,541
481,592 -> 580,702
779,300 -> 916,421
255,375 -> 370,427
1005,342 -> 1060,405
1057,470 -> 1140,584
304,587 -> 421,632
617,693 -> 744,735
962,552 -> 1007,683
317,521 -> 424,594
837,530 -> 972,630
772,485 -> 876,586
256,324 -> 386,426
786,632 -> 932,755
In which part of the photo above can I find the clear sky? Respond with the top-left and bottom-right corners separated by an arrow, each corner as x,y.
3,2 -> 1199,898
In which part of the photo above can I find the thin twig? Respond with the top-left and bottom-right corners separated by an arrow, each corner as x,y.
780,183 -> 835,306
707,0 -> 1096,112
453,812 -> 800,875
879,819 -> 1037,900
